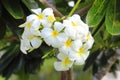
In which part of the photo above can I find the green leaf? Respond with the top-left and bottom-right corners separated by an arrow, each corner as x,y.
105,0 -> 120,35
86,0 -> 109,27
1,0 -> 24,19
22,0 -> 39,10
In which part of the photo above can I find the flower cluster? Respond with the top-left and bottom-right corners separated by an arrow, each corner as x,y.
19,8 -> 94,71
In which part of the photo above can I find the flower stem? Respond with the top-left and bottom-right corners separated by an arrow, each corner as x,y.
60,68 -> 74,80
61,71 -> 67,80
68,0 -> 81,17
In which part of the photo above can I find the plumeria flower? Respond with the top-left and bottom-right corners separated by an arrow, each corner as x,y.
20,30 -> 42,54
41,22 -> 67,48
31,8 -> 55,28
54,52 -> 74,71
18,14 -> 41,36
19,14 -> 37,31
59,38 -> 82,55
63,14 -> 89,39
42,8 -> 56,28
68,44 -> 90,65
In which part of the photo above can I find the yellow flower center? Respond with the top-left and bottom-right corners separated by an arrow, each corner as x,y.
65,40 -> 72,47
71,21 -> 77,27
47,15 -> 55,22
38,14 -> 44,20
86,34 -> 90,41
63,58 -> 71,66
77,48 -> 85,55
52,30 -> 58,37
29,36 -> 35,41
26,22 -> 31,29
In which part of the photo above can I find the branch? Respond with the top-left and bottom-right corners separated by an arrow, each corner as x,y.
61,71 -> 67,80
61,68 -> 74,80
39,0 -> 63,17
93,53 -> 120,80
67,68 -> 74,80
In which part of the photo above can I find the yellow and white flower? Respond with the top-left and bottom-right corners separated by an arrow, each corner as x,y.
41,22 -> 67,48
31,8 -> 55,28
68,45 -> 90,65
54,52 -> 73,71
19,14 -> 36,31
59,38 -> 82,55
63,14 -> 89,39
18,7 -> 95,71
20,30 -> 42,54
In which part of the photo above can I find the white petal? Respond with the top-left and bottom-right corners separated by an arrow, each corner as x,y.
68,50 -> 79,60
69,52 -> 85,65
77,26 -> 88,35
42,8 -> 53,16
74,56 -> 85,65
22,30 -> 32,39
65,27 -> 76,39
42,19 -> 53,28
31,37 -> 42,48
84,39 -> 94,49
57,53 -> 68,60
82,51 -> 90,61
59,46 -> 71,55
32,20 -> 41,29
43,37 -> 53,46
20,39 -> 27,54
48,37 -> 59,48
63,20 -> 70,28
56,33 -> 68,47
30,20 -> 41,36
31,8 -> 42,15
41,28 -> 52,38
54,62 -> 69,71
70,14 -> 81,21
30,29 -> 41,36
54,22 -> 64,32
72,39 -> 82,51
18,23 -> 26,28
26,14 -> 37,22
57,33 -> 67,42
44,36 -> 59,48
20,39 -> 31,54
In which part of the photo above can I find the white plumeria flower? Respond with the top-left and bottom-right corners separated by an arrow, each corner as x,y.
19,14 -> 36,31
18,14 -> 41,36
42,8 -> 56,28
31,8 -> 55,28
68,45 -> 90,65
59,38 -> 82,55
41,22 -> 67,48
54,52 -> 74,71
20,30 -> 42,54
63,14 -> 89,39
29,8 -> 55,36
